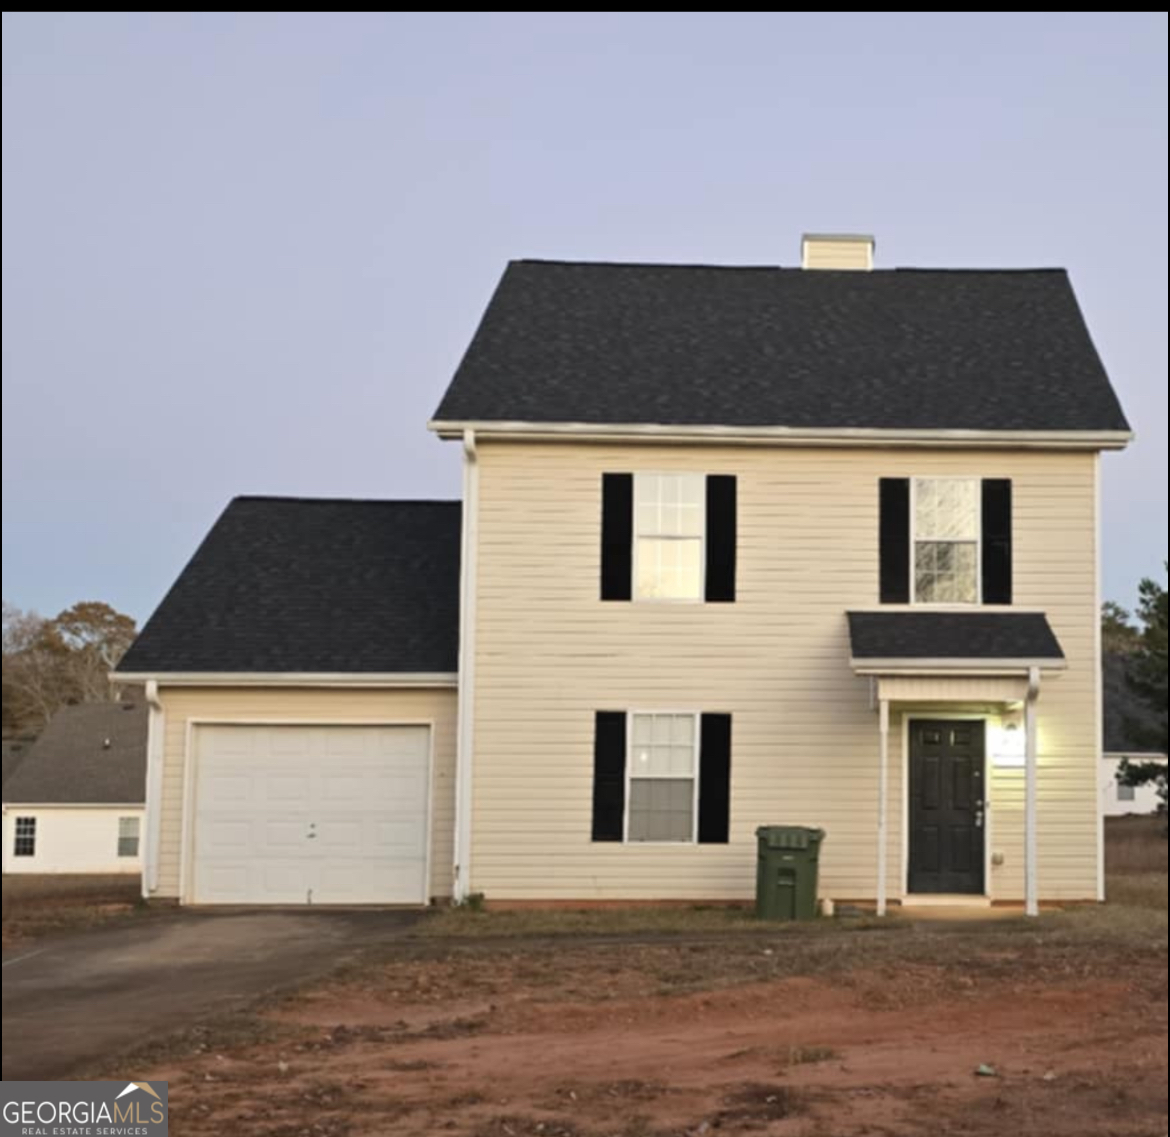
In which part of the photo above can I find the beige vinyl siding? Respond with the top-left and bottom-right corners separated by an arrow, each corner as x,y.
153,687 -> 457,901
469,441 -> 1099,903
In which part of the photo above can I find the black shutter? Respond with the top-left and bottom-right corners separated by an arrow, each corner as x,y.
600,474 -> 633,601
591,711 -> 626,842
705,475 -> 737,602
981,479 -> 1012,604
698,713 -> 732,844
879,478 -> 911,603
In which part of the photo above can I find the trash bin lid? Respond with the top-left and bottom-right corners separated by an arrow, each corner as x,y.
755,825 -> 826,850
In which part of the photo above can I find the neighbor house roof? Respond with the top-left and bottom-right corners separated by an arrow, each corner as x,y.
847,611 -> 1065,663
118,498 -> 461,674
2,738 -> 34,791
3,698 -> 147,805
431,260 -> 1128,434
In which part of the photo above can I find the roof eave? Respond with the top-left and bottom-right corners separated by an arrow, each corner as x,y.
111,671 -> 459,689
851,657 -> 1068,676
428,420 -> 1133,450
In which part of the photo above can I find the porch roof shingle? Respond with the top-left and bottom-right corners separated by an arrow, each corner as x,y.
847,611 -> 1065,662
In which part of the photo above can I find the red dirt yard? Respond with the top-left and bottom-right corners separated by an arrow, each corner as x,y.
142,901 -> 1167,1137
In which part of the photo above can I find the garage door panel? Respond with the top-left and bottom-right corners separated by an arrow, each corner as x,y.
192,725 -> 429,905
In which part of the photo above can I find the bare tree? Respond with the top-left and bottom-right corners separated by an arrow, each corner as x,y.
3,600 -> 137,732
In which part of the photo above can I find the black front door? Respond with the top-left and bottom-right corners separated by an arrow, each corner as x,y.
908,720 -> 985,895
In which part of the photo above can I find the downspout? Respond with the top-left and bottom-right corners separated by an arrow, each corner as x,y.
453,429 -> 479,903
1024,665 -> 1041,917
876,697 -> 890,916
143,679 -> 165,899
1093,452 -> 1106,903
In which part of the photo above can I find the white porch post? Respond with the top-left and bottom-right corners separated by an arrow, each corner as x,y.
876,697 -> 890,916
1025,666 -> 1041,917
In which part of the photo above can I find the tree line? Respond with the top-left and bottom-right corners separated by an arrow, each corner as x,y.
2,601 -> 138,735
1103,566 -> 1168,811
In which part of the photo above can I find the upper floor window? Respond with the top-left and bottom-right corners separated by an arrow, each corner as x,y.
634,473 -> 705,601
912,477 -> 979,604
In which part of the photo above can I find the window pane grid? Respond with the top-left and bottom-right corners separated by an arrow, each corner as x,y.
913,478 -> 979,603
634,473 -> 704,600
628,713 -> 696,843
117,816 -> 140,858
14,816 -> 36,857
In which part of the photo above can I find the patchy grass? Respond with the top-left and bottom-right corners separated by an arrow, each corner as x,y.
411,902 -> 772,940
2,874 -> 152,949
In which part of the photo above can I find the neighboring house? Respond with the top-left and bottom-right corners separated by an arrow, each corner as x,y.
1101,652 -> 1167,816
115,233 -> 1131,914
2,698 -> 147,874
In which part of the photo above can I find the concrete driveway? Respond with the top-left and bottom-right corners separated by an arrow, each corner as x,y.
2,909 -> 420,1081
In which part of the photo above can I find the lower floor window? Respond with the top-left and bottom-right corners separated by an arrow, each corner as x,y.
628,713 -> 697,842
1116,783 -> 1136,803
117,816 -> 141,858
14,816 -> 36,857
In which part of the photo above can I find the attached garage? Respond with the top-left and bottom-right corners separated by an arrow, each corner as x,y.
191,724 -> 431,905
112,498 -> 464,907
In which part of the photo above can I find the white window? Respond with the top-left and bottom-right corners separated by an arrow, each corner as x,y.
913,477 -> 979,604
117,816 -> 140,858
1117,782 -> 1136,803
14,816 -> 36,857
627,712 -> 698,842
634,473 -> 704,601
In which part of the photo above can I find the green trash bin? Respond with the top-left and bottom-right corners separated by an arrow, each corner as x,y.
755,826 -> 825,921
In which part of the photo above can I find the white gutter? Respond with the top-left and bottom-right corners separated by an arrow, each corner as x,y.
112,672 -> 458,688
850,658 -> 1066,676
453,429 -> 479,903
428,420 -> 1133,452
143,679 -> 165,899
1025,665 -> 1041,917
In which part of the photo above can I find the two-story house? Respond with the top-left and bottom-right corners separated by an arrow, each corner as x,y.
114,234 -> 1131,915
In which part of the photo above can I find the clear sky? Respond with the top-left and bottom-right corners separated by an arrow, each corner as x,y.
3,12 -> 1166,624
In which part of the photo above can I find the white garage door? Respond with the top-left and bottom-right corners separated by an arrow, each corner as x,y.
191,725 -> 429,905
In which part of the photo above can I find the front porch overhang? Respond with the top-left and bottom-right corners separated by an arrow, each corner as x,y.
847,612 -> 1065,922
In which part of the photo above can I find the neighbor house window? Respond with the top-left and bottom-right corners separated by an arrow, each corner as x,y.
1117,783 -> 1136,803
634,473 -> 705,600
627,713 -> 698,842
117,816 -> 140,858
13,816 -> 36,857
913,477 -> 979,604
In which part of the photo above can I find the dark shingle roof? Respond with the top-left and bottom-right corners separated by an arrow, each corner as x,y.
433,260 -> 1128,432
2,738 -> 34,791
847,611 -> 1065,661
3,699 -> 147,805
119,498 -> 461,674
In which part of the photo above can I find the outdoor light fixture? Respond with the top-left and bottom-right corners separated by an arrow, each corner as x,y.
992,713 -> 1026,767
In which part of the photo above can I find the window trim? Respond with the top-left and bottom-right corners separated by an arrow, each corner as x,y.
13,815 -> 37,858
631,472 -> 707,604
623,709 -> 702,844
909,475 -> 982,606
117,815 -> 141,859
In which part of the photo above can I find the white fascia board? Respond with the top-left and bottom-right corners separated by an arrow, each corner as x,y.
428,420 -> 1133,451
851,658 -> 1068,676
111,672 -> 459,689
2,802 -> 144,809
